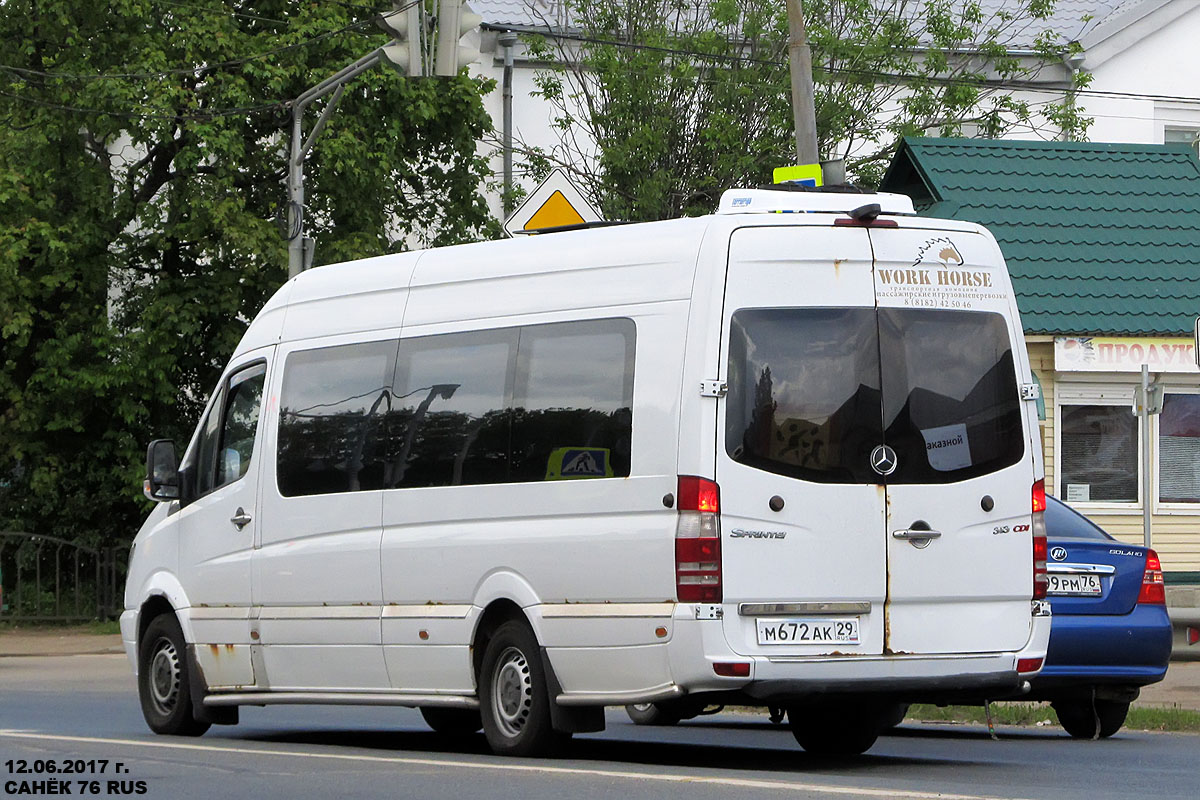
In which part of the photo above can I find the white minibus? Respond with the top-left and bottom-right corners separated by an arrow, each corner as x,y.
125,187 -> 1051,756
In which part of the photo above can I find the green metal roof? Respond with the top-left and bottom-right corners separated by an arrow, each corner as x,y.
880,137 -> 1200,336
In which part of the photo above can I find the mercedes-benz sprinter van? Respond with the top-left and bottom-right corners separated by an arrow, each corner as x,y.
124,187 -> 1051,757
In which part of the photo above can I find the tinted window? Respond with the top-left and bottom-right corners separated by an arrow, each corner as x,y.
725,308 -> 883,484
277,341 -> 398,497
1045,496 -> 1113,541
193,386 -> 225,498
387,330 -> 516,488
511,319 -> 635,481
878,309 -> 1024,483
214,364 -> 266,490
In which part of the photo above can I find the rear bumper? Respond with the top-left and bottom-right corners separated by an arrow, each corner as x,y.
1025,604 -> 1171,693
660,603 -> 1051,705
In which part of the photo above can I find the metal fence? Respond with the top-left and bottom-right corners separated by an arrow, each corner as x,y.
0,532 -> 125,622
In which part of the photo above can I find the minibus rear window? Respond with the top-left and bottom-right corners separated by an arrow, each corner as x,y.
726,307 -> 1024,484
725,308 -> 884,484
878,309 -> 1024,483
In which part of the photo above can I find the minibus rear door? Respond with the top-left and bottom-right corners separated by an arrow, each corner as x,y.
716,225 -> 887,657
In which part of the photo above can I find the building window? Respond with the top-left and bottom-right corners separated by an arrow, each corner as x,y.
1164,127 -> 1200,156
1059,404 -> 1138,503
1159,394 -> 1200,504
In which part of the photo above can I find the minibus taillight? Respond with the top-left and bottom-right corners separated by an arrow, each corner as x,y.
1032,479 -> 1048,600
676,476 -> 722,603
1138,549 -> 1166,605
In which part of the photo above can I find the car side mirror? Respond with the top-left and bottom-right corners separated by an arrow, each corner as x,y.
145,439 -> 180,501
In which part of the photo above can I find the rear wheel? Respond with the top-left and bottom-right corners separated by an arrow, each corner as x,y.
420,707 -> 483,735
479,620 -> 569,756
137,614 -> 210,737
624,703 -> 682,726
1053,698 -> 1130,739
788,703 -> 886,756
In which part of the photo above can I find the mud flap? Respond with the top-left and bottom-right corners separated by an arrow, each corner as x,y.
186,645 -> 239,726
539,648 -> 604,734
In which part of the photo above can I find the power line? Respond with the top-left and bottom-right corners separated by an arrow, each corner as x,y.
503,26 -> 1200,107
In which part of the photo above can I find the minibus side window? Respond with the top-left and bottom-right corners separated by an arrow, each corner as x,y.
386,330 -> 516,488
510,319 -> 635,481
213,364 -> 266,491
277,341 -> 398,497
191,386 -> 226,499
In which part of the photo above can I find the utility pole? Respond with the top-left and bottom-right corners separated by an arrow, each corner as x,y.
498,31 -> 517,215
785,0 -> 819,165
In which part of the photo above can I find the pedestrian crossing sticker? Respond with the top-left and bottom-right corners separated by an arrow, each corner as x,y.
545,447 -> 613,480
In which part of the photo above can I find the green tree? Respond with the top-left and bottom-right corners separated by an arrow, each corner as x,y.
524,0 -> 1091,220
0,0 -> 496,550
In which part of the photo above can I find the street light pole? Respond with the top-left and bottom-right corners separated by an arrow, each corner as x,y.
286,48 -> 385,279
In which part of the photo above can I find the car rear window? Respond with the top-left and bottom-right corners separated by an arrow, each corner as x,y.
1045,496 -> 1113,541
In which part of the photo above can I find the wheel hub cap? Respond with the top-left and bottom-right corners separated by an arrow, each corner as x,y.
491,647 -> 532,738
148,638 -> 181,716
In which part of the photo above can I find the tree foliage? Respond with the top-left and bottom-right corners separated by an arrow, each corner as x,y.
0,0 -> 496,548
525,0 -> 1092,220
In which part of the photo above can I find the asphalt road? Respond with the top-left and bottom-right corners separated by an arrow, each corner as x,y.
1,654 -> 1196,800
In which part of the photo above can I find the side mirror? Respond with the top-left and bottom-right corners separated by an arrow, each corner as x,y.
145,439 -> 180,501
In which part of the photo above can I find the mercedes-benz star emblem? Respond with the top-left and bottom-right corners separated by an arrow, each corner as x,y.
1050,546 -> 1067,561
870,445 -> 898,476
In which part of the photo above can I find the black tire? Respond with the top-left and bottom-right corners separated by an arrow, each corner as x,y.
478,620 -> 569,756
881,702 -> 911,730
624,703 -> 682,726
788,703 -> 885,756
137,614 -> 211,737
1053,698 -> 1130,739
420,706 -> 483,735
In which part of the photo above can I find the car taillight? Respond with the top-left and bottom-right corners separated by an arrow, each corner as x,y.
1138,549 -> 1166,605
1032,479 -> 1048,600
676,475 -> 721,603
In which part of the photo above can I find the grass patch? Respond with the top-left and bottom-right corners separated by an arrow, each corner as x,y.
906,702 -> 1200,733
0,619 -> 120,634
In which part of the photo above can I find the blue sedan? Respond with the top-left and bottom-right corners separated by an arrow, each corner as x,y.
1027,496 -> 1173,738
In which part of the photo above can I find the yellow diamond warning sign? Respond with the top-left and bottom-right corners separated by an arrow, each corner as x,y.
504,168 -> 603,237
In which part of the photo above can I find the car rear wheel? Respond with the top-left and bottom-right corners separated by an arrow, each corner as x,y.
420,707 -> 483,735
788,703 -> 886,755
1053,698 -> 1130,739
137,614 -> 211,737
479,620 -> 569,756
624,703 -> 682,726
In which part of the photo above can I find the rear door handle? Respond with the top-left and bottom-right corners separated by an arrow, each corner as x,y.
892,528 -> 941,542
230,508 -> 252,530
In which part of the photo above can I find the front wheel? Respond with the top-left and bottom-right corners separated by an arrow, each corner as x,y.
1053,698 -> 1130,739
788,703 -> 886,756
137,614 -> 210,737
479,620 -> 569,756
